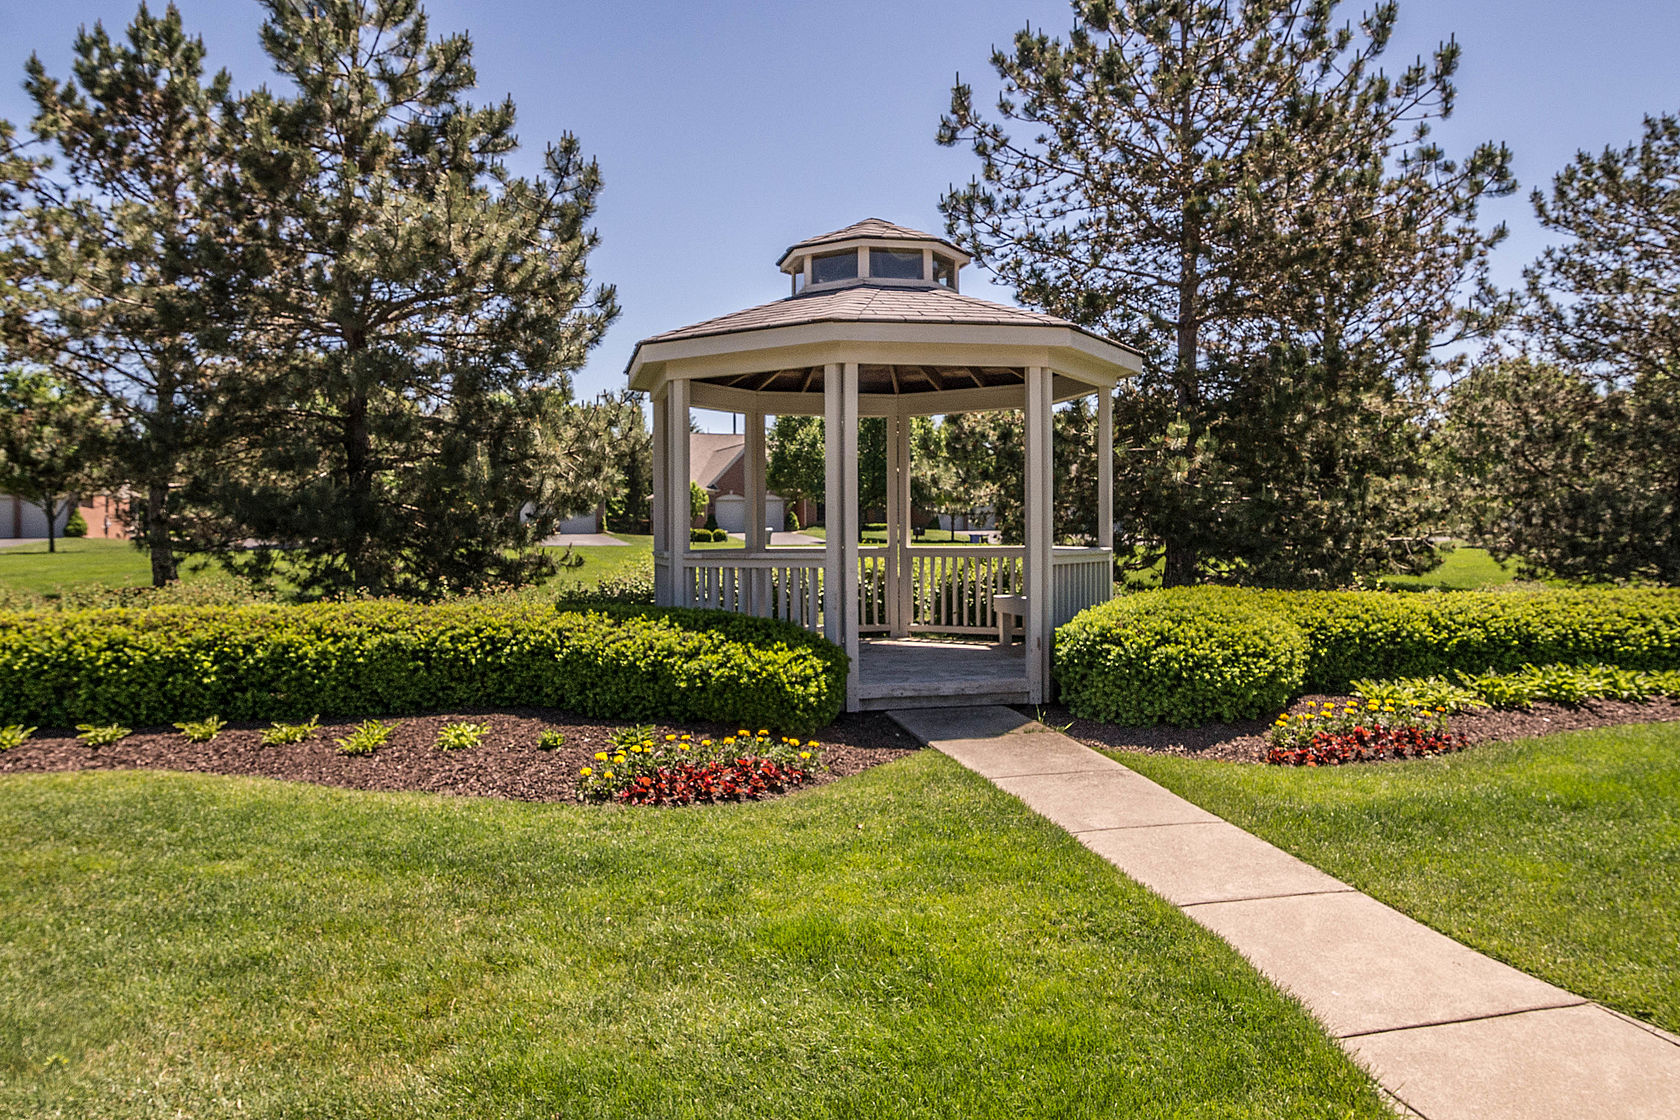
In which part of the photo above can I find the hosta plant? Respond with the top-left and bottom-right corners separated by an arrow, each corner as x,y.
435,721 -> 490,751
537,729 -> 567,750
0,725 -> 35,751
174,716 -> 227,743
76,723 -> 132,747
260,717 -> 320,746
335,720 -> 395,756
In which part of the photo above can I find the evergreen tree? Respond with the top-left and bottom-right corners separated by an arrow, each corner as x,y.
939,0 -> 1512,585
1448,112 -> 1680,585
766,414 -> 825,523
0,370 -> 112,553
3,4 -> 236,586
219,0 -> 617,596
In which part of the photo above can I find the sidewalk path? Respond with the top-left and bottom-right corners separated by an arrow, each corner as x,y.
888,706 -> 1680,1120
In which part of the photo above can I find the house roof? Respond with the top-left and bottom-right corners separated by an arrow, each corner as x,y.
688,433 -> 744,490
641,283 -> 1079,347
775,218 -> 964,267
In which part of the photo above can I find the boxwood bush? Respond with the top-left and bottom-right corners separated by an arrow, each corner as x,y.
0,602 -> 847,734
1056,587 -> 1680,726
1055,589 -> 1308,725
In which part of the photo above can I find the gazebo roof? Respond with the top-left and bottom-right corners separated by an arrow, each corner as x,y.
774,218 -> 966,268
641,282 -> 1074,346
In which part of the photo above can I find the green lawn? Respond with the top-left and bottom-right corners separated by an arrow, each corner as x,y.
1119,722 -> 1680,1034
1373,546 -> 1519,590
0,754 -> 1389,1119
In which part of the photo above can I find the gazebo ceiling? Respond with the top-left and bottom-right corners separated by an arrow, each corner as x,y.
704,364 -> 1028,396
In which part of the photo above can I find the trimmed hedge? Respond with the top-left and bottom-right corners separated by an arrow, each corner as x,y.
1055,587 -> 1680,726
0,602 -> 848,734
1055,590 -> 1307,725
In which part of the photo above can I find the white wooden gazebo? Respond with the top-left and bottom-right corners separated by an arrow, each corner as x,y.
627,219 -> 1143,710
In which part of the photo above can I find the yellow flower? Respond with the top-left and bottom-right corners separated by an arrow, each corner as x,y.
603,770 -> 614,779
614,754 -> 627,763
666,734 -> 677,741
594,752 -> 607,761
738,730 -> 749,737
580,766 -> 593,776
756,729 -> 768,736
701,739 -> 711,747
630,745 -> 642,753
679,743 -> 689,750
800,751 -> 811,759
681,733 -> 691,740
808,740 -> 819,747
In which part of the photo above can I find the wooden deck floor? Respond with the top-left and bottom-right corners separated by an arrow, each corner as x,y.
854,637 -> 1031,710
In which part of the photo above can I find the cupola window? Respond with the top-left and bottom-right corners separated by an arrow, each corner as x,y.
933,254 -> 957,288
869,248 -> 924,280
810,249 -> 859,285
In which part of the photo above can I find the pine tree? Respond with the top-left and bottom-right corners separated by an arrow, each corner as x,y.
219,0 -> 617,596
939,0 -> 1512,585
766,415 -> 825,525
3,4 -> 236,586
1449,112 -> 1680,585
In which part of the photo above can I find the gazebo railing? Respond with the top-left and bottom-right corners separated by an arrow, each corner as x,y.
685,551 -> 826,632
676,544 -> 1112,639
1050,547 -> 1114,626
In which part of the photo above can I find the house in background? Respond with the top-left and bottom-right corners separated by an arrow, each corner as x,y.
554,433 -> 798,536
689,433 -> 804,532
2,493 -> 125,540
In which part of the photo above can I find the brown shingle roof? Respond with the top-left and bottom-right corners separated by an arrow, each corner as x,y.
775,218 -> 964,266
642,283 -> 1076,346
688,433 -> 744,489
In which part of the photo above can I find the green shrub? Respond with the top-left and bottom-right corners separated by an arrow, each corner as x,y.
1057,587 -> 1680,726
63,509 -> 88,538
435,720 -> 489,751
537,729 -> 566,750
260,716 -> 320,746
336,719 -> 393,756
554,558 -> 654,606
0,724 -> 35,750
174,715 -> 227,743
1055,589 -> 1307,725
0,602 -> 847,735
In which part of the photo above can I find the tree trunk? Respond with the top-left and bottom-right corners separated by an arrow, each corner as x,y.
42,499 -> 58,554
345,392 -> 371,591
147,479 -> 177,586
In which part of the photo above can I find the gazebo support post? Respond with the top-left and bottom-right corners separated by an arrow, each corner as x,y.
886,409 -> 912,637
744,407 -> 768,613
1024,366 -> 1054,703
651,385 -> 668,603
660,378 -> 691,608
1098,386 -> 1113,550
823,361 -> 861,706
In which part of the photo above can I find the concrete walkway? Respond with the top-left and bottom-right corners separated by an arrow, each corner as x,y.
887,706 -> 1680,1120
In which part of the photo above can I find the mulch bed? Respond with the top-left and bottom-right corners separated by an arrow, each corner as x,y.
1039,696 -> 1680,764
0,710 -> 920,803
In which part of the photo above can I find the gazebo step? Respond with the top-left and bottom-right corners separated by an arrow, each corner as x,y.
856,688 -> 1033,711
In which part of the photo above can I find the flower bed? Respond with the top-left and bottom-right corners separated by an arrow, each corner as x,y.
1265,698 -> 1466,766
578,726 -> 823,805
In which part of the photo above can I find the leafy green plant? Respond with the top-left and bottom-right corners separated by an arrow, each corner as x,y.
607,724 -> 657,753
435,721 -> 489,751
173,715 -> 227,743
0,724 -> 36,750
335,720 -> 394,756
0,602 -> 845,734
537,729 -> 567,751
1352,676 -> 1485,713
260,717 -> 320,746
76,723 -> 131,746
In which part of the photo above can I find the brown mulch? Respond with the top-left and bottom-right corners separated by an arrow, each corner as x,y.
1038,696 -> 1680,764
0,710 -> 919,802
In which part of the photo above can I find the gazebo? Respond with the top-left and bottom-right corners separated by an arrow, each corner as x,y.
627,219 -> 1142,710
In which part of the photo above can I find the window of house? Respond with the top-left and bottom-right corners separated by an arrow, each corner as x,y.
933,254 -> 957,288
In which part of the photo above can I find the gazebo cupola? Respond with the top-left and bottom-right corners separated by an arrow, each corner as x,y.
777,218 -> 971,296
628,219 -> 1145,711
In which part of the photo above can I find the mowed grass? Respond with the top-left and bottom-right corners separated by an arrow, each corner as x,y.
0,536 -> 662,599
0,753 -> 1389,1119
1120,722 -> 1680,1034
1373,546 -> 1518,590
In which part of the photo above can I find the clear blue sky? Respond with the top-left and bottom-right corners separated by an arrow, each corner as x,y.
4,1 -> 1677,430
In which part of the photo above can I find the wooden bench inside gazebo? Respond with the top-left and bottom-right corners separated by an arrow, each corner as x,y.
626,219 -> 1143,711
